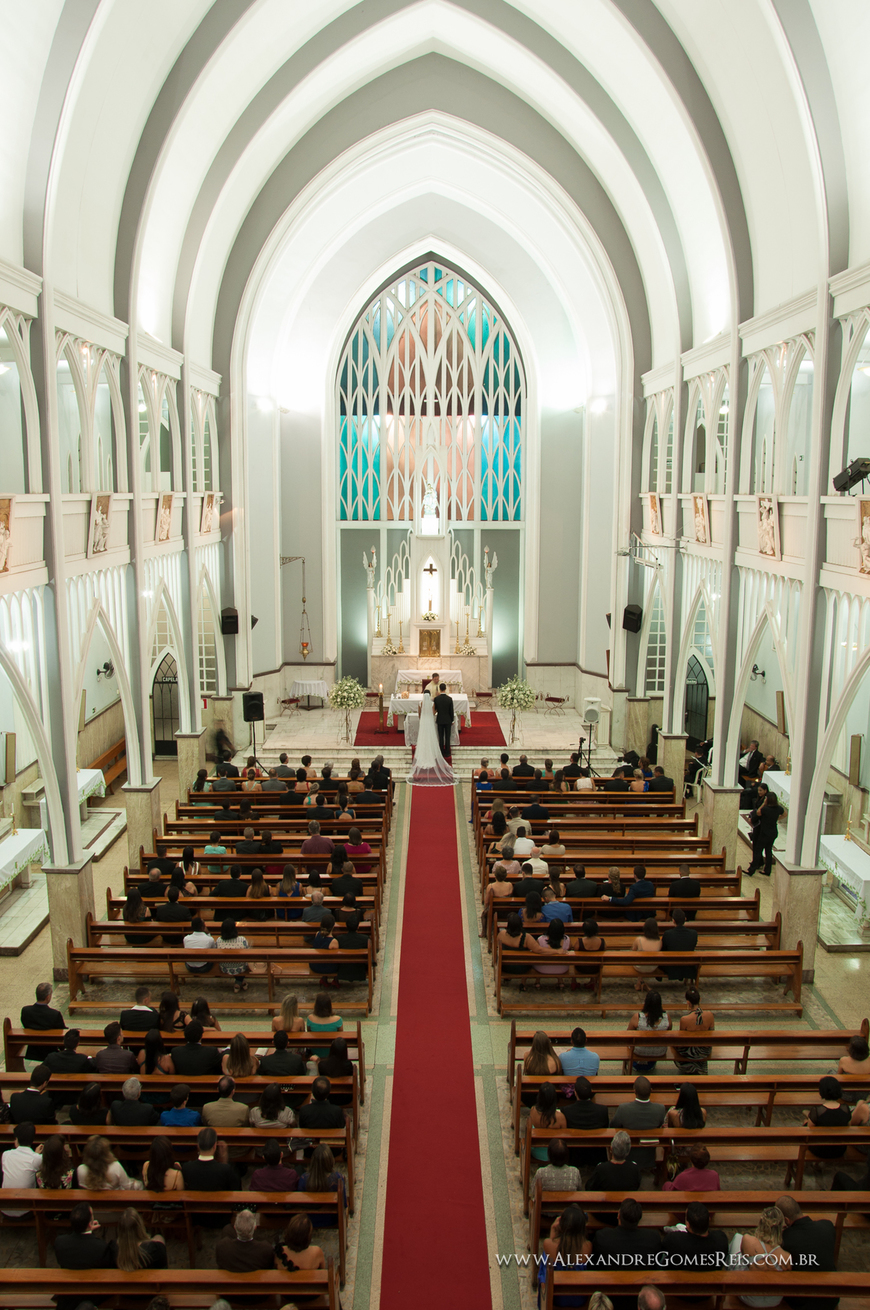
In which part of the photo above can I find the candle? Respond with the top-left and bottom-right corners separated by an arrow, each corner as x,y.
379,683 -> 383,693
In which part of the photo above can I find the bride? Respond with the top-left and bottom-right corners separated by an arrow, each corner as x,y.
407,690 -> 454,787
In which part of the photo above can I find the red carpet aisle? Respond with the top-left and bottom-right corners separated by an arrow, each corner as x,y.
379,786 -> 492,1310
354,710 -> 506,748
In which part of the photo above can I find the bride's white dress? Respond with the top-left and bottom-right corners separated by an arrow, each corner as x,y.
407,691 -> 455,786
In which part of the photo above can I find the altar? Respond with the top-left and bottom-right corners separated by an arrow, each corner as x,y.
388,692 -> 472,729
395,668 -> 464,691
818,834 -> 870,934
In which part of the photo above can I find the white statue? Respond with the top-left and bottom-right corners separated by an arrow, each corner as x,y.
484,547 -> 498,589
158,499 -> 172,542
0,519 -> 9,573
649,495 -> 661,536
758,498 -> 776,556
92,504 -> 109,553
422,481 -> 439,518
693,496 -> 707,544
858,515 -> 870,574
362,547 -> 377,588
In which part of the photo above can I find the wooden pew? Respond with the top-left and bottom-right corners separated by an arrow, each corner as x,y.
88,911 -> 381,960
138,846 -> 387,892
0,1266 -> 339,1309
495,943 -> 804,1015
480,855 -> 738,897
0,1069 -> 361,1148
485,903 -> 780,954
89,737 -> 127,794
512,1070 -> 870,1156
65,940 -> 375,1014
542,1266 -> 870,1310
150,837 -> 387,883
506,1018 -> 870,1092
530,1184 -> 870,1262
3,1017 -> 367,1099
0,1187 -> 348,1282
522,1122 -> 870,1211
0,1121 -> 355,1210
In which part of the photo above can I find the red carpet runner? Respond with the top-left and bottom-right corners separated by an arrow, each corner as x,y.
354,710 -> 506,748
379,786 -> 492,1309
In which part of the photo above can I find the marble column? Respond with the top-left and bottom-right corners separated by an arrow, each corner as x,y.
659,732 -> 687,795
773,855 -> 823,981
609,688 -> 628,752
175,729 -> 207,796
44,857 -> 95,980
702,782 -> 742,872
626,697 -> 650,756
123,779 -> 161,872
210,696 -> 235,758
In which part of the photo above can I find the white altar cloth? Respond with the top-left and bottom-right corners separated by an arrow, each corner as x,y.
388,693 -> 471,728
39,768 -> 105,831
763,771 -> 792,809
0,828 -> 50,894
818,833 -> 870,933
395,669 -> 464,690
289,679 -> 330,700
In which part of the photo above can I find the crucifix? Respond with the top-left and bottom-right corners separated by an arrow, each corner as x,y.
423,560 -> 437,614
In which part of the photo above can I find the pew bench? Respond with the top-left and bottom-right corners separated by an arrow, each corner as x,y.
89,738 -> 127,794
88,911 -> 381,959
541,1265 -> 870,1310
486,904 -> 780,954
0,1266 -> 339,1310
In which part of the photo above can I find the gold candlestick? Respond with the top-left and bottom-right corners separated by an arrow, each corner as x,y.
846,797 -> 853,842
375,605 -> 382,638
397,616 -> 404,654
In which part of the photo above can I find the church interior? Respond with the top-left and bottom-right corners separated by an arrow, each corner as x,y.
2,2 -> 870,1306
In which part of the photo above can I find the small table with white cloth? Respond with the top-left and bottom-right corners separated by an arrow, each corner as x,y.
39,768 -> 105,831
395,669 -> 464,691
289,679 -> 330,710
388,692 -> 471,744
818,833 -> 870,934
0,828 -> 50,895
762,771 -> 791,810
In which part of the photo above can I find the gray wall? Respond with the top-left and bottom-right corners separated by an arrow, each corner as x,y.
340,528 -> 372,683
488,527 -> 521,685
248,404 -> 279,672
280,410 -> 325,668
537,408 -> 582,664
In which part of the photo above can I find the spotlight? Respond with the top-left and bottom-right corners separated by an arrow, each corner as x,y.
750,664 -> 766,682
833,458 -> 870,493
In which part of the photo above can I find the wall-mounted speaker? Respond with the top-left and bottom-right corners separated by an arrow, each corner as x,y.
220,608 -> 239,635
242,691 -> 265,722
605,613 -> 612,629
622,604 -> 643,633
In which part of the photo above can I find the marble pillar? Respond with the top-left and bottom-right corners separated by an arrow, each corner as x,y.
659,732 -> 688,795
44,857 -> 95,980
210,696 -> 235,757
123,779 -> 161,872
626,698 -> 650,756
175,729 -> 207,796
773,856 -> 823,981
702,782 -> 742,872
609,689 -> 628,752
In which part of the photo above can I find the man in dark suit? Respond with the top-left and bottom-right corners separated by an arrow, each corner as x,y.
662,1201 -> 729,1268
593,1197 -> 662,1269
210,763 -> 236,792
671,862 -> 702,920
275,753 -> 294,778
212,867 -> 248,899
234,826 -> 260,854
521,800 -> 550,824
602,864 -> 655,920
21,982 -> 66,1060
119,987 -> 160,1031
738,740 -> 764,786
512,754 -> 535,778
297,1076 -> 346,1129
563,1076 -> 611,1168
153,885 -> 192,923
9,1064 -> 55,1124
368,759 -> 391,790
55,1204 -> 117,1296
433,683 -> 455,757
565,865 -> 599,899
647,766 -> 674,793
563,752 -> 582,783
493,768 -> 515,791
661,907 -> 698,980
172,1021 -> 222,1077
45,1029 -> 97,1076
108,1077 -> 160,1125
601,767 -> 631,792
777,1195 -> 838,1310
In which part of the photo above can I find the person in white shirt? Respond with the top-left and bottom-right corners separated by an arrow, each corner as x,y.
513,826 -> 539,858
1,1123 -> 43,1216
525,856 -> 550,878
184,917 -> 216,972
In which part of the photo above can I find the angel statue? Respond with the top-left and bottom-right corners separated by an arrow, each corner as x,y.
857,514 -> 870,575
484,546 -> 499,589
362,547 -> 377,588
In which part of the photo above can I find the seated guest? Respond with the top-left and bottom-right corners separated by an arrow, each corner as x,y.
138,1029 -> 176,1077
513,753 -> 535,778
648,765 -> 674,793
331,861 -> 365,898
803,1076 -> 851,1159
662,1145 -> 720,1191
661,907 -> 698,980
45,1029 -> 97,1076
734,1205 -> 791,1297
592,1198 -> 662,1268
139,866 -> 166,900
628,992 -> 671,1073
250,1083 -> 296,1128
524,1031 -> 563,1076
558,1027 -> 600,1077
513,825 -> 539,858
574,919 -> 607,989
318,1037 -> 354,1085
670,862 -> 701,919
212,865 -> 248,899
203,830 -> 228,873
310,913 -> 340,982
629,768 -> 647,793
171,859 -> 197,895
776,1194 -> 838,1307
203,1076 -> 250,1128
493,767 -> 516,792
272,992 -> 306,1034
662,1201 -> 729,1267
631,917 -> 663,990
109,1077 -> 160,1126
159,1084 -> 201,1126
303,888 -> 329,924
585,1130 -> 641,1203
36,1133 -> 73,1192
171,1021 -> 222,1077
481,863 -> 513,936
21,982 -> 66,1059
250,1139 -> 299,1192
297,1076 -> 346,1129
181,1127 -> 241,1190
497,912 -> 542,978
76,1136 -> 142,1190
215,1209 -> 275,1271
9,1064 -> 55,1124
533,1138 -> 581,1194
142,1137 -> 183,1192
157,991 -> 186,1031
540,1206 -> 592,1287
513,866 -> 543,900
153,884 -> 193,924
541,885 -> 573,926
563,1076 -> 610,1167
234,826 -> 260,855
476,769 -> 493,793
344,826 -> 373,874
611,1076 -> 667,1169
262,768 -> 288,794
1,1123 -> 42,1216
274,1214 -> 327,1270
55,1202 -> 117,1277
216,918 -> 250,992
259,1030 -> 306,1077
183,917 -> 215,971
116,1207 -> 167,1271
297,1144 -> 347,1226
244,866 -> 275,921
674,987 -> 715,1075
565,864 -> 599,899
307,991 -> 343,1058
519,891 -> 546,929
837,1033 -> 870,1079
540,829 -> 564,856
122,888 -> 156,945
68,1082 -> 107,1126
528,768 -> 549,792
335,912 -> 369,983
602,864 -> 655,920
532,919 -> 572,983
222,1033 -> 259,1079
529,1083 -> 567,1162
120,986 -> 160,1031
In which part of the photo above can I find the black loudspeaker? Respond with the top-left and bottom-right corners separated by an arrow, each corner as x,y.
242,691 -> 264,722
622,604 -> 643,633
220,608 -> 239,635
605,613 -> 612,629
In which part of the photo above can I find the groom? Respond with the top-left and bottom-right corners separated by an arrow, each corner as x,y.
433,682 -> 455,758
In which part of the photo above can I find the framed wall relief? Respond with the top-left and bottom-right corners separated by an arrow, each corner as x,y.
757,494 -> 781,560
201,492 -> 216,535
87,493 -> 112,557
156,493 -> 173,543
692,493 -> 710,545
0,496 -> 14,573
857,499 -> 870,575
648,492 -> 662,536
419,628 -> 441,656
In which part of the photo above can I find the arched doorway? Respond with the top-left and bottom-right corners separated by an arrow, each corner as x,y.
684,654 -> 709,742
151,653 -> 179,755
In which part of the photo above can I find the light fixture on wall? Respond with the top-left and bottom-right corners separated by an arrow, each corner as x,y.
280,554 -> 312,660
96,661 -> 115,681
833,457 -> 870,493
750,663 -> 766,682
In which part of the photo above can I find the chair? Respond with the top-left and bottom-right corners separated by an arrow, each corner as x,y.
685,763 -> 712,802
544,695 -> 567,716
280,697 -> 301,718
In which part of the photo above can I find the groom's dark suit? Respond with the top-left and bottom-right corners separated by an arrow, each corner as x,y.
433,691 -> 455,757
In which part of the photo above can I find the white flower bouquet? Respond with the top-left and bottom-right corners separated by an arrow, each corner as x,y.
329,676 -> 367,741
496,675 -> 536,742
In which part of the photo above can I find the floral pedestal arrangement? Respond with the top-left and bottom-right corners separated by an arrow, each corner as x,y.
496,676 -> 536,744
328,676 -> 367,742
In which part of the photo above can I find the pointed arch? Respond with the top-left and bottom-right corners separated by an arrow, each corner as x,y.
144,580 -> 192,733
72,602 -> 143,787
196,566 -> 227,697
803,645 -> 870,865
674,582 -> 718,711
637,575 -> 668,697
0,643 -> 67,865
724,604 -> 795,782
0,307 -> 42,493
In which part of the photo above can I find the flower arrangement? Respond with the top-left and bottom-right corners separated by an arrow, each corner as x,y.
421,610 -> 438,622
496,675 -> 536,744
329,676 -> 367,742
